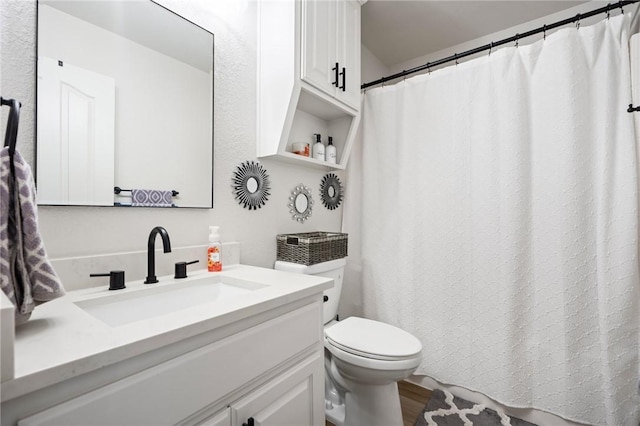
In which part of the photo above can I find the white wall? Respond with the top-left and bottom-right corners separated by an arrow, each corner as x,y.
0,0 -> 344,280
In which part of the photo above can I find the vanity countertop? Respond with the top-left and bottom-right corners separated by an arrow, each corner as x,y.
1,264 -> 332,403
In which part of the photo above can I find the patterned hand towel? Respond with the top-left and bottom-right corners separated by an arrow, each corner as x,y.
0,147 -> 65,325
131,189 -> 174,207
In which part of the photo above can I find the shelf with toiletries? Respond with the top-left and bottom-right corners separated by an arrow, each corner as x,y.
256,0 -> 361,171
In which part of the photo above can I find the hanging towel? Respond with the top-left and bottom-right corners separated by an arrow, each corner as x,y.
131,189 -> 174,207
0,147 -> 65,325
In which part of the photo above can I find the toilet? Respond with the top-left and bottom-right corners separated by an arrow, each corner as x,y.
274,258 -> 422,426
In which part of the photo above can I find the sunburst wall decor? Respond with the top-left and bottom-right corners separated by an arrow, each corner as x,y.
232,161 -> 271,210
320,173 -> 343,210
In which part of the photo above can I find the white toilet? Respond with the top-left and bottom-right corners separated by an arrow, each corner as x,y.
274,258 -> 422,426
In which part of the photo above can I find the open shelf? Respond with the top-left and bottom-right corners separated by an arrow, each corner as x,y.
259,83 -> 359,170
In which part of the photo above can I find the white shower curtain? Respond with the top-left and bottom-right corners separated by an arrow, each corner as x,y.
349,14 -> 639,426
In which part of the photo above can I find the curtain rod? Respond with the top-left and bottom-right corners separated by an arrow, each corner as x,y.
361,0 -> 640,90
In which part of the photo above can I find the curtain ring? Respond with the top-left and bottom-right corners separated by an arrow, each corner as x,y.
427,63 -> 431,75
543,25 -> 546,40
606,3 -> 611,19
515,34 -> 519,48
575,14 -> 581,30
489,41 -> 493,56
454,53 -> 459,66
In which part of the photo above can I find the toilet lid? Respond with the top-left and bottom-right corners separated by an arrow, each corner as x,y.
325,317 -> 422,360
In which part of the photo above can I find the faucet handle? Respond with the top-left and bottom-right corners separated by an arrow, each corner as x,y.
174,260 -> 199,279
90,271 -> 126,290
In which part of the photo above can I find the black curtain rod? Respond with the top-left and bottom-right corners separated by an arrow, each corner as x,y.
362,0 -> 640,90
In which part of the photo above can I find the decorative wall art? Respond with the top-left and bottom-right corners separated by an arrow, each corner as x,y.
232,161 -> 271,210
288,184 -> 313,223
320,173 -> 343,210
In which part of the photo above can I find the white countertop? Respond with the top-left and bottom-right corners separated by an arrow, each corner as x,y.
1,265 -> 332,402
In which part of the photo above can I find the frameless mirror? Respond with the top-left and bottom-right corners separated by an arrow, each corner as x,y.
36,0 -> 214,208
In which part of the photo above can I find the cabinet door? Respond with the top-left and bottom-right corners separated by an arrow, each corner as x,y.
233,353 -> 324,426
335,0 -> 361,109
301,0 -> 337,96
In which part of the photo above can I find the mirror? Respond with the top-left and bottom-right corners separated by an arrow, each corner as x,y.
288,184 -> 313,223
246,177 -> 258,194
36,0 -> 214,208
232,161 -> 271,210
320,173 -> 343,210
295,193 -> 309,213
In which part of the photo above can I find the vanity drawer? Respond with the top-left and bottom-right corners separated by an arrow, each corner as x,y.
18,301 -> 322,426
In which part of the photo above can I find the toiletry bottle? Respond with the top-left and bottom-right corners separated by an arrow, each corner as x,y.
326,136 -> 337,164
208,226 -> 222,272
312,133 -> 325,161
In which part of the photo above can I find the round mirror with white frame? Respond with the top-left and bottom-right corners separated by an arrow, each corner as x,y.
232,161 -> 271,210
288,184 -> 313,222
320,173 -> 343,210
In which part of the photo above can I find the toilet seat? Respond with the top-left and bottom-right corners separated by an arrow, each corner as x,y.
325,317 -> 422,362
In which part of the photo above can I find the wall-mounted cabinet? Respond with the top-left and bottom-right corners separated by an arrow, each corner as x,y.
257,0 -> 361,170
301,0 -> 361,110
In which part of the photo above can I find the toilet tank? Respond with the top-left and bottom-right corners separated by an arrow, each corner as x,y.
274,258 -> 346,325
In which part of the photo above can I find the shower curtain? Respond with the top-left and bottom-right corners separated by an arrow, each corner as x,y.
348,14 -> 639,426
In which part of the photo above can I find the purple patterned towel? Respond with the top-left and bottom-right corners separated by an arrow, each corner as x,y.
0,147 -> 65,325
131,189 -> 174,207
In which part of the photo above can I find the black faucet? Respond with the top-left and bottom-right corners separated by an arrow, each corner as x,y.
144,226 -> 172,284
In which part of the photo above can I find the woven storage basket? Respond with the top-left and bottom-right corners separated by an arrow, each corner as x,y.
276,232 -> 348,265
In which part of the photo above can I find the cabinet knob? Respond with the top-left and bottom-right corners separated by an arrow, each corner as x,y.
332,62 -> 340,87
242,417 -> 255,426
339,67 -> 346,91
323,295 -> 329,302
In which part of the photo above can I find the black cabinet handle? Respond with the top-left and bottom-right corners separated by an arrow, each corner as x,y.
332,62 -> 339,87
323,295 -> 329,302
242,418 -> 255,426
339,67 -> 346,91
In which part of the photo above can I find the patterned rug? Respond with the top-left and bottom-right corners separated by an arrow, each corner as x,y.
414,389 -> 537,426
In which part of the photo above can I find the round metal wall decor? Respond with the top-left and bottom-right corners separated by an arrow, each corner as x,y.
288,184 -> 313,223
232,161 -> 271,210
320,173 -> 343,210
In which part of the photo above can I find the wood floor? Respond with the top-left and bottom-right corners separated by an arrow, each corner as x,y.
326,380 -> 432,426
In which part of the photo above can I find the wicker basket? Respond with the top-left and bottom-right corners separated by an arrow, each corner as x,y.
276,232 -> 348,265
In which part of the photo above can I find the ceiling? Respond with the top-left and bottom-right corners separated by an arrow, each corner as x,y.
361,1 -> 590,66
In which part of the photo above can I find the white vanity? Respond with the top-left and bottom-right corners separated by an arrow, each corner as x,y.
0,266 -> 332,426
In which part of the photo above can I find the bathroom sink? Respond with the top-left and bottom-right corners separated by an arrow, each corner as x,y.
74,275 -> 268,327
